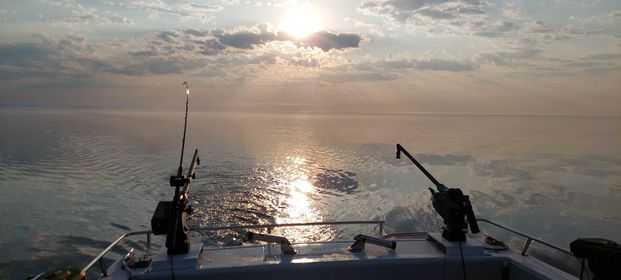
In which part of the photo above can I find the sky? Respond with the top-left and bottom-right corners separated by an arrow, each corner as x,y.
0,0 -> 620,114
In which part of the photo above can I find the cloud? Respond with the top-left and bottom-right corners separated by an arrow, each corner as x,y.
214,25 -> 279,49
473,21 -> 520,37
524,20 -> 555,34
516,51 -> 621,76
414,58 -> 475,71
213,26 -> 363,52
40,0 -> 134,25
0,32 -> 209,81
0,34 -> 104,80
502,7 -> 524,20
0,43 -> 62,79
299,31 -> 363,52
311,57 -> 476,84
476,48 -> 542,67
105,13 -> 134,25
142,25 -> 364,54
372,58 -> 476,72
123,0 -> 222,22
318,70 -> 398,83
117,26 -> 362,78
0,23 -> 366,88
586,53 -> 621,60
358,0 -> 489,26
58,35 -> 96,53
37,0 -> 219,24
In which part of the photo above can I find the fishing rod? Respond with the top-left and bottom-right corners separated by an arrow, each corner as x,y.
396,144 -> 447,192
151,82 -> 200,255
396,143 -> 479,242
177,81 -> 190,177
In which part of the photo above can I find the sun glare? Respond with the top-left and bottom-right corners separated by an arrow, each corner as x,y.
280,8 -> 322,39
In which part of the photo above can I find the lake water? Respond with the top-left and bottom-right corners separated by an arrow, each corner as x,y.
1,110 -> 620,278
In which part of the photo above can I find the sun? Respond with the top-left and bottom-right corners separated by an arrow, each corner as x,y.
280,8 -> 322,39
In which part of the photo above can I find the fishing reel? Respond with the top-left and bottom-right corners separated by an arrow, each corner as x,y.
429,185 -> 480,242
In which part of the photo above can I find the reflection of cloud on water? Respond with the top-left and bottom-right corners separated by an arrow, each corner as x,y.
313,168 -> 358,195
471,190 -> 517,207
416,154 -> 473,166
542,155 -> 621,178
523,193 -> 549,207
472,160 -> 534,181
382,206 -> 438,233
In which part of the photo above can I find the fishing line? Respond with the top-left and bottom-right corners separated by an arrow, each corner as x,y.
169,255 -> 176,280
434,212 -> 441,233
579,258 -> 584,280
442,237 -> 447,280
459,241 -> 466,280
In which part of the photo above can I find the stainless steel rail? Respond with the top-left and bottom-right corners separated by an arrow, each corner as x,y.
192,220 -> 385,236
381,232 -> 427,239
81,220 -> 384,276
82,230 -> 152,276
476,218 -> 573,256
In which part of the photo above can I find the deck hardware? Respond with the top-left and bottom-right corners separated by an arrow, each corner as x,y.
483,235 -> 508,251
349,234 -> 396,252
146,232 -> 152,255
521,238 -> 533,256
98,258 -> 108,276
247,232 -> 297,255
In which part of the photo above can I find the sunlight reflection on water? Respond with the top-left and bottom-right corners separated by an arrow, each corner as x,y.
268,156 -> 334,242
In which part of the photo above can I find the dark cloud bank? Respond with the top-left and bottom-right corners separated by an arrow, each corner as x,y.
0,25 -> 364,86
198,26 -> 363,52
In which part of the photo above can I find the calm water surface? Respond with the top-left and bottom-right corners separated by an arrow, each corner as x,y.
1,110 -> 620,278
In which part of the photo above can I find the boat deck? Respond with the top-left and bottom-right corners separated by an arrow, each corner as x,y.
120,234 -> 577,280
91,219 -> 582,280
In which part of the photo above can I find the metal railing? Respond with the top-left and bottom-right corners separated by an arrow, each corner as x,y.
81,220 -> 384,276
476,218 -> 573,256
82,230 -> 152,276
381,232 -> 427,239
192,220 -> 385,236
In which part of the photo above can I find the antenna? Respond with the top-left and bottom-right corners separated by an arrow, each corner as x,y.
177,82 -> 190,177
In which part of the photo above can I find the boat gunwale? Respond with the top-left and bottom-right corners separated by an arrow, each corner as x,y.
82,220 -> 385,275
82,218 -> 579,278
